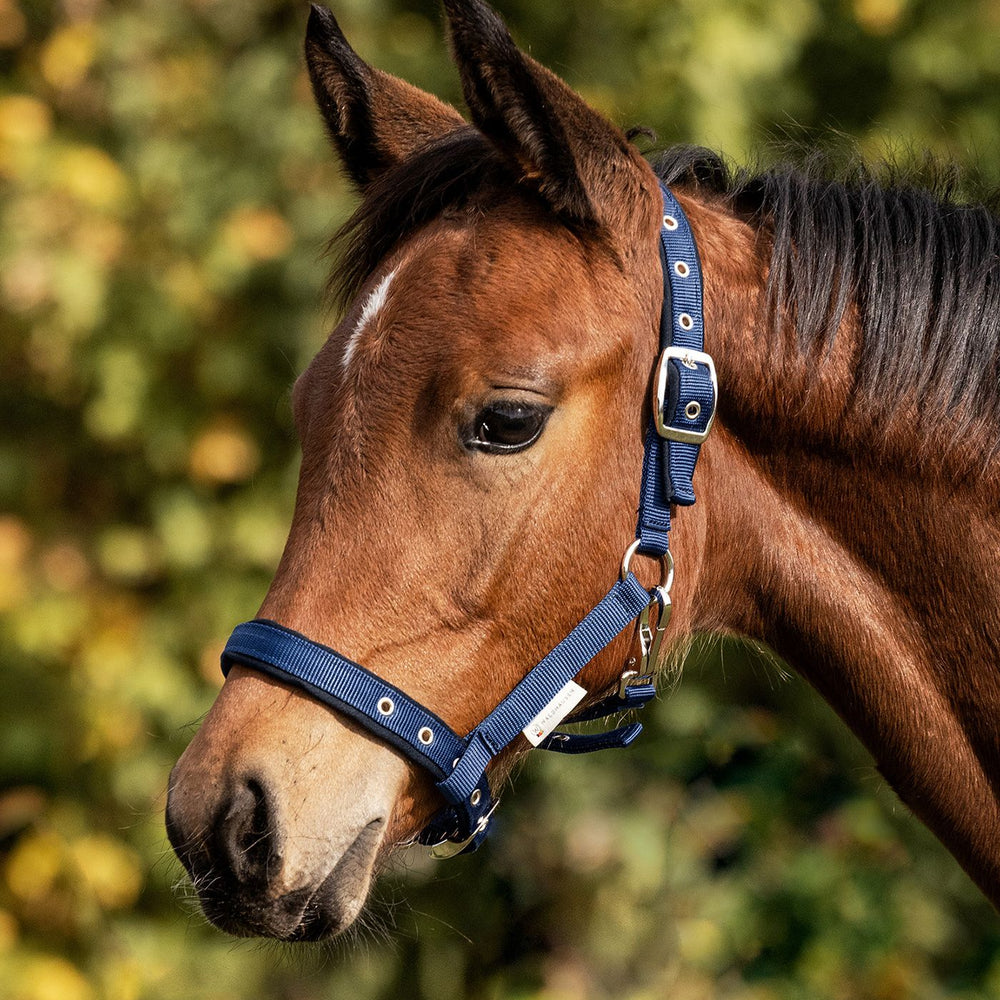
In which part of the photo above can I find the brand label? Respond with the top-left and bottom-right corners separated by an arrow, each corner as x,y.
522,680 -> 587,747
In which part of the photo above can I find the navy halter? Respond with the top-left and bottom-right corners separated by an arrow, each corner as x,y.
221,182 -> 717,856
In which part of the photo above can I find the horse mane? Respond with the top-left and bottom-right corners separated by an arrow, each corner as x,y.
334,133 -> 1000,440
656,145 -> 1000,439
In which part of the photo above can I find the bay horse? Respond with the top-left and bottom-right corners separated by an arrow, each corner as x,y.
166,0 -> 1000,940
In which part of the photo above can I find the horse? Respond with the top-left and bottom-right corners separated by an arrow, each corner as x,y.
166,0 -> 1000,940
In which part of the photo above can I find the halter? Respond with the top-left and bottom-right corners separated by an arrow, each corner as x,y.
220,182 -> 717,857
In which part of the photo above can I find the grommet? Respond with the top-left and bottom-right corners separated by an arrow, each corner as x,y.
418,727 -> 434,745
377,697 -> 395,716
470,789 -> 482,806
663,214 -> 678,230
685,401 -> 702,420
674,261 -> 690,278
678,312 -> 694,330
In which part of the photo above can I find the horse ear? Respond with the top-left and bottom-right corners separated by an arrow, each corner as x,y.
442,0 -> 646,229
305,5 -> 466,189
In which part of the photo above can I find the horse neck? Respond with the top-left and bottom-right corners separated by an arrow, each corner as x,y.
679,192 -> 1000,905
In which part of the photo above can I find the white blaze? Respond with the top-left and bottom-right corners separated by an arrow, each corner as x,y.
342,267 -> 398,369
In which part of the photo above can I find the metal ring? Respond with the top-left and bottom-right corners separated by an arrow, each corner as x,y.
470,789 -> 482,806
418,727 -> 434,745
377,697 -> 395,716
663,214 -> 678,230
620,539 -> 675,591
678,312 -> 693,330
674,261 -> 690,278
685,400 -> 702,420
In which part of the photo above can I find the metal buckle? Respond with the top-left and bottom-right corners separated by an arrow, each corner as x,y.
620,539 -> 674,588
619,542 -> 675,687
653,346 -> 717,445
633,586 -> 672,681
428,801 -> 499,860
618,668 -> 654,699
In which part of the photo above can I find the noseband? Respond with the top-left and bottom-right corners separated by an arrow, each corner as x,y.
221,182 -> 717,857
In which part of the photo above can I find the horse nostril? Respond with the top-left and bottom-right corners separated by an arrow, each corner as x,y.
219,776 -> 278,886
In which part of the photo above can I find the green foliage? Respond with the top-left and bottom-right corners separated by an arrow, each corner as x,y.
1,1 -> 998,998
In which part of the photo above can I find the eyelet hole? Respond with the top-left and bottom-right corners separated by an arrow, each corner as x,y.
377,697 -> 394,716
470,789 -> 482,806
674,261 -> 690,278
418,727 -> 434,745
678,312 -> 694,330
685,401 -> 702,420
663,214 -> 678,230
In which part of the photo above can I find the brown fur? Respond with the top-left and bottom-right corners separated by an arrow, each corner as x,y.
167,0 -> 1000,940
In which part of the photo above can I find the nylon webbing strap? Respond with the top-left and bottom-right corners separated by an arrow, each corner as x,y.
636,183 -> 715,555
436,573 -> 649,806
221,620 -> 464,779
223,573 -> 650,848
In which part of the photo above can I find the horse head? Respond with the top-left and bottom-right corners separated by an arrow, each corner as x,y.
165,0 -> 711,939
166,0 -> 1000,941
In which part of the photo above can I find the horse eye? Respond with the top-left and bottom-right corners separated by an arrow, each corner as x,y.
466,402 -> 552,454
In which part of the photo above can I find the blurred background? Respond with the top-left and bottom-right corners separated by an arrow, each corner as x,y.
3,0 -> 1000,998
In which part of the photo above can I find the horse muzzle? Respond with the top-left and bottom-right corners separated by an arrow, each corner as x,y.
166,763 -> 387,939
164,667 -> 411,940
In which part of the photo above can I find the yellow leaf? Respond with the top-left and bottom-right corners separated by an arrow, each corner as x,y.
53,146 -> 128,211
189,422 -> 261,484
222,205 -> 293,262
854,0 -> 908,35
13,955 -> 93,1000
40,24 -> 96,92
69,835 -> 143,911
5,832 -> 63,904
0,95 -> 51,145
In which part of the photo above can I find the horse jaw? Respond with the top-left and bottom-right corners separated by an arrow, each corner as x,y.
166,667 -> 412,940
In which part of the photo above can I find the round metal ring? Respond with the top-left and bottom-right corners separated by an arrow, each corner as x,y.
620,539 -> 675,591
678,312 -> 694,330
663,214 -> 678,230
418,727 -> 434,745
674,261 -> 690,278
685,400 -> 702,420
377,697 -> 395,716
470,789 -> 482,806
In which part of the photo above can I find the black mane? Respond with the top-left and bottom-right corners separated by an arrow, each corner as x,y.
336,135 -> 1000,439
657,145 -> 1000,438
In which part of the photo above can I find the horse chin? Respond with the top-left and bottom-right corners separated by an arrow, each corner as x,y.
190,818 -> 384,942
